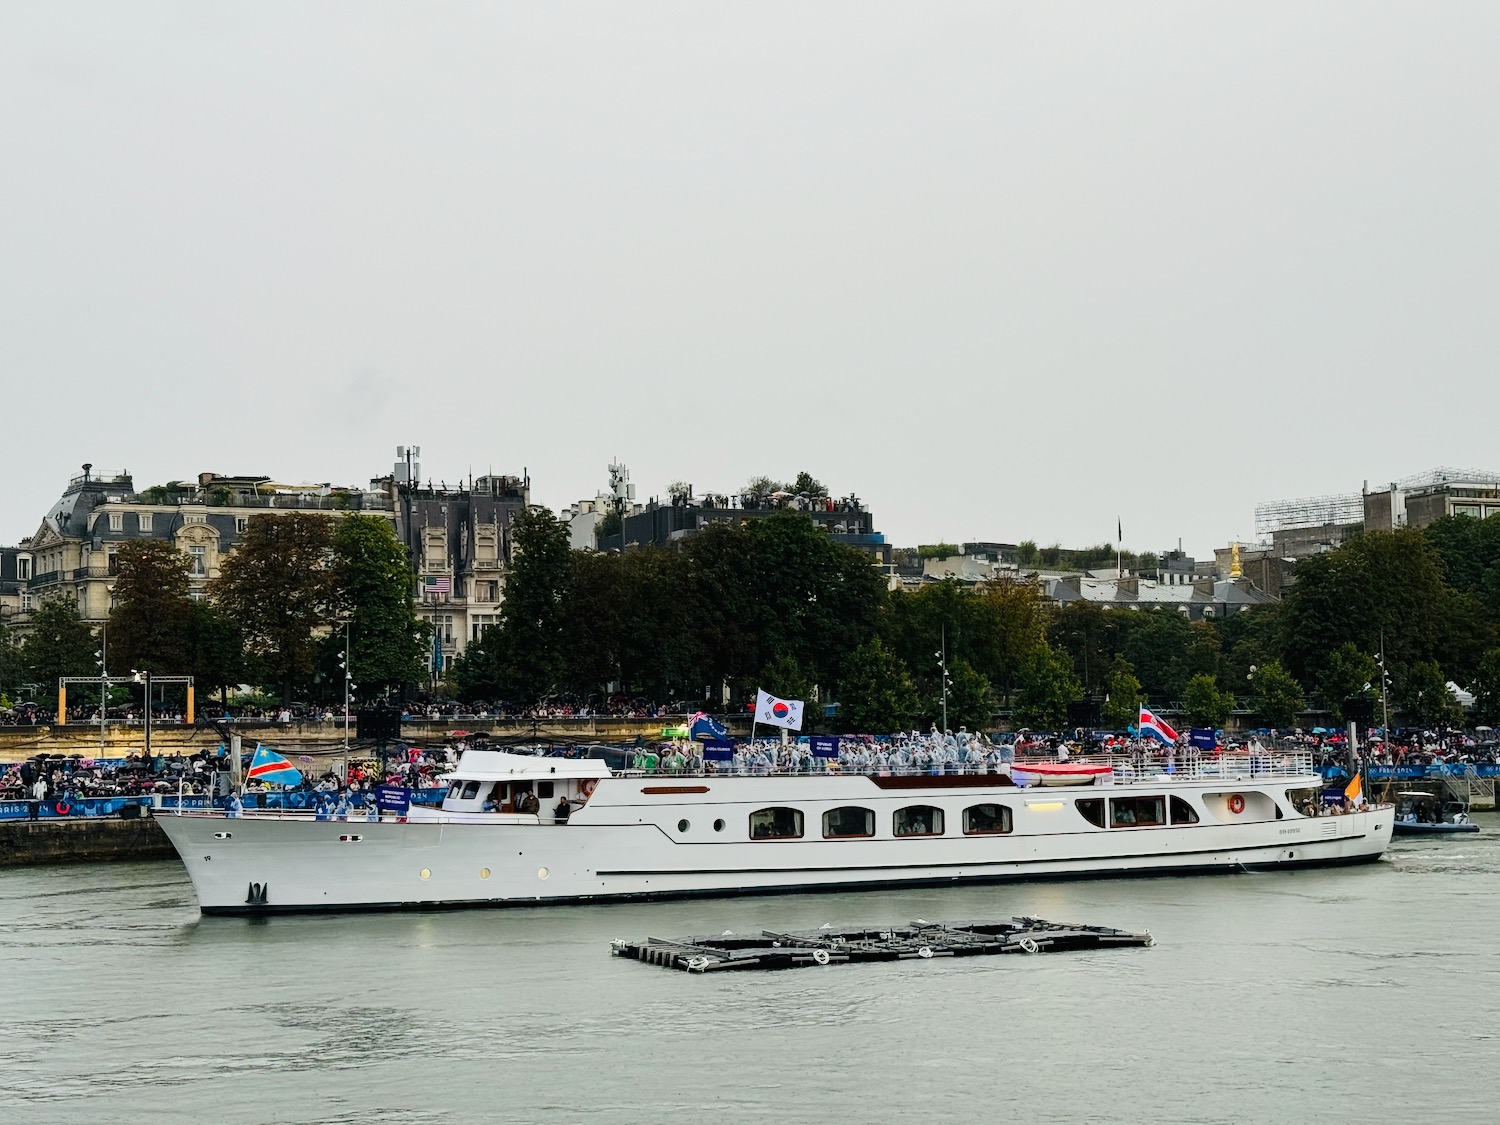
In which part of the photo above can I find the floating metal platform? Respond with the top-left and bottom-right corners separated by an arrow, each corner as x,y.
611,916 -> 1154,972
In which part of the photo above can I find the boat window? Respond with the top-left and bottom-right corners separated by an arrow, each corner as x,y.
460,781 -> 480,800
749,807 -> 804,840
823,806 -> 875,838
537,781 -> 554,799
1169,796 -> 1199,824
447,782 -> 462,799
1110,796 -> 1165,827
1076,798 -> 1106,828
893,805 -> 944,837
963,803 -> 1013,835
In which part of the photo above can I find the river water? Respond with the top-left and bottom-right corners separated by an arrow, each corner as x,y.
3,818 -> 1498,1125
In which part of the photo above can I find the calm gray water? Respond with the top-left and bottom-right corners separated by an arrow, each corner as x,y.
3,819 -> 1498,1125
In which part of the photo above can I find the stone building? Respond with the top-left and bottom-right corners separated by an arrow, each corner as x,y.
8,462 -> 531,675
389,472 -> 530,675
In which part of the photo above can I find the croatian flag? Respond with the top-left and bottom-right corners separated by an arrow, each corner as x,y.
1137,707 -> 1179,745
755,689 -> 805,731
247,745 -> 304,786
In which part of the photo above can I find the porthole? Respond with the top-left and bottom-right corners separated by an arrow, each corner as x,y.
479,867 -> 491,879
677,818 -> 690,833
419,868 -> 431,880
713,818 -> 725,832
537,867 -> 550,880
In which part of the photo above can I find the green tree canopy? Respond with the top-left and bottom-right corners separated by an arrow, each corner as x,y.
1248,661 -> 1305,729
927,656 -> 994,731
1396,660 -> 1460,727
1317,642 -> 1377,721
1467,649 -> 1500,727
331,514 -> 425,697
21,599 -> 99,690
837,639 -> 919,734
1012,644 -> 1082,729
1281,530 -> 1450,685
1182,673 -> 1235,728
213,511 -> 336,702
1101,659 -> 1143,731
488,507 -> 573,705
107,540 -> 192,675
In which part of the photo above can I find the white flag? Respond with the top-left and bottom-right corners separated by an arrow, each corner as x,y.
755,689 -> 805,731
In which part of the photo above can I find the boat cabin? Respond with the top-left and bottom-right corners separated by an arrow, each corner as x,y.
438,751 -> 611,821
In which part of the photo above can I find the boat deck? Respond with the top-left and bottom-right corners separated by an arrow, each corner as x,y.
612,916 -> 1154,972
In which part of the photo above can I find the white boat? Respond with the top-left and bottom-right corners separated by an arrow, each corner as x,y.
154,749 -> 1394,914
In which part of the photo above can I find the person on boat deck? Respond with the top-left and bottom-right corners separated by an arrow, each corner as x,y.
482,784 -> 504,812
554,796 -> 572,823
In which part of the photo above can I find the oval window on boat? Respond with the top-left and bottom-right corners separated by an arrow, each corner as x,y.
447,782 -> 463,799
822,806 -> 875,839
1109,796 -> 1165,827
1169,796 -> 1199,825
749,807 -> 804,840
713,818 -> 725,832
963,804 -> 1013,835
893,805 -> 944,837
677,818 -> 690,833
1075,798 -> 1106,828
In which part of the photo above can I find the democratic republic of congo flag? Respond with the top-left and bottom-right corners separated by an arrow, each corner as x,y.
247,745 -> 303,786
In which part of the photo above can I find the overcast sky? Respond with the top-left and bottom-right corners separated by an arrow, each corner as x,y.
4,3 -> 1498,555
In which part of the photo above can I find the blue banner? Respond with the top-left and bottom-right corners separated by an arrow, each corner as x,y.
810,736 -> 840,759
702,738 -> 735,762
1189,729 -> 1217,751
375,785 -> 411,814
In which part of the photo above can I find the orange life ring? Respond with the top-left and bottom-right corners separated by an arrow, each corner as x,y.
579,779 -> 598,799
55,801 -> 72,816
1228,794 -> 1246,815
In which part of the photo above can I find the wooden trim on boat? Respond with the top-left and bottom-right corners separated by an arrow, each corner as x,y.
865,773 -> 1017,789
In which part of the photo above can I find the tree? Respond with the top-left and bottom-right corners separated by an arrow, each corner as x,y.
1182,674 -> 1234,728
0,619 -> 22,698
760,653 -> 812,710
107,540 -> 193,675
331,514 -> 425,697
837,639 -> 919,734
1101,660 -> 1143,731
742,511 -> 885,691
489,507 -> 573,705
1248,661 -> 1305,729
1396,660 -> 1459,727
213,512 -> 336,702
183,600 -> 246,702
1317,642 -> 1377,722
1280,529 -> 1451,685
1466,649 -> 1500,727
927,656 -> 994,731
21,599 -> 99,689
792,471 -> 826,497
1011,644 -> 1082,729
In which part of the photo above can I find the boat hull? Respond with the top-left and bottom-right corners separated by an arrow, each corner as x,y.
153,777 -> 1394,915
1391,821 -> 1480,836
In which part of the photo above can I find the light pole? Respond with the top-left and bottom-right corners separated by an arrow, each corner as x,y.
340,619 -> 356,754
132,669 -> 154,759
936,624 -> 950,732
97,625 -> 107,757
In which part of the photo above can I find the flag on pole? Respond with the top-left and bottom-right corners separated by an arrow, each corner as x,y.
755,690 -> 805,731
1138,707 -> 1179,745
1344,771 -> 1363,806
247,745 -> 303,786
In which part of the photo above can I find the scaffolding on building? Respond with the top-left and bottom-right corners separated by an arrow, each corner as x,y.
1254,493 -> 1364,536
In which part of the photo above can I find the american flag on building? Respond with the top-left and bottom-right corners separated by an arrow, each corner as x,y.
423,575 -> 452,599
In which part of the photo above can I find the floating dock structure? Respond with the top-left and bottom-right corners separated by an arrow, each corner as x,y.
612,916 -> 1154,973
